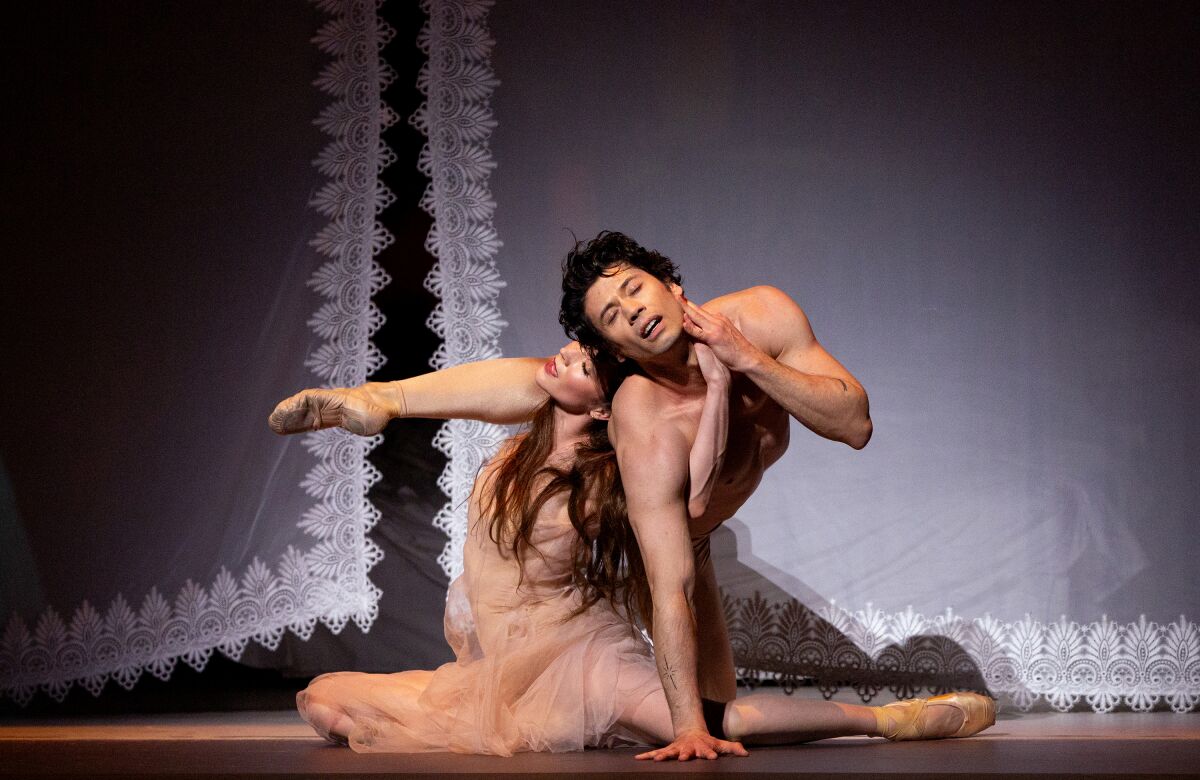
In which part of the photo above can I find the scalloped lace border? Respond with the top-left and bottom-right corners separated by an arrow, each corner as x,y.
0,0 -> 394,706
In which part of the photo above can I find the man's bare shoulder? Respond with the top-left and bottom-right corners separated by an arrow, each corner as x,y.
611,375 -> 688,448
701,284 -> 796,318
612,372 -> 667,415
701,285 -> 811,353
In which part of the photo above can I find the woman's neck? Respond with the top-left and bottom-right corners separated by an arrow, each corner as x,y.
548,404 -> 593,462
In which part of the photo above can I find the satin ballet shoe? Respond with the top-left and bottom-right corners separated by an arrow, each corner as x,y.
873,691 -> 996,741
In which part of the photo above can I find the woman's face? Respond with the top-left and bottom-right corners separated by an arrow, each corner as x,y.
535,341 -> 607,416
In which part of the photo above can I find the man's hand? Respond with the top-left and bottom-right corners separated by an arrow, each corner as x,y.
634,728 -> 749,761
268,387 -> 391,437
676,290 -> 766,373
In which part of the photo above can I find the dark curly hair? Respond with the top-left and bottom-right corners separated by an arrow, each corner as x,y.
559,231 -> 682,357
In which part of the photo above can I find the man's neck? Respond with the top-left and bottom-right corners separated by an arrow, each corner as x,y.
637,337 -> 706,396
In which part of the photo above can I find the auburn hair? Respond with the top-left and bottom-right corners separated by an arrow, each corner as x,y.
479,390 -> 652,630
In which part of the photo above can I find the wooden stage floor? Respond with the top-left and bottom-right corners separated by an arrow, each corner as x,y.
2,704 -> 1198,778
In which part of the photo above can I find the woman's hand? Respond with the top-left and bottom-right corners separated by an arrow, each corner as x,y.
694,342 -> 731,393
268,386 -> 391,437
686,343 -> 731,520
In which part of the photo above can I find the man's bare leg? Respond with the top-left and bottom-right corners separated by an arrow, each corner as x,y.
722,694 -> 876,744
621,689 -> 967,746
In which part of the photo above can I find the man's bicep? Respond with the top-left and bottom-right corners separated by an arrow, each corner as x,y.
755,287 -> 863,391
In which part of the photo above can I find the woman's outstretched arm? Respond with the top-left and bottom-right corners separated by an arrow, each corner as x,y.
268,357 -> 548,436
686,344 -> 731,519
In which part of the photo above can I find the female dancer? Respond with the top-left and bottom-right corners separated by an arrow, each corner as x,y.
272,344 -> 994,756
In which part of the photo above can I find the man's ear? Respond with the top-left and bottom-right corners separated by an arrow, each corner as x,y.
589,406 -> 612,421
669,282 -> 683,297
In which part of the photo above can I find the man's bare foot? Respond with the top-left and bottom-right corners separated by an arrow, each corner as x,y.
268,387 -> 391,437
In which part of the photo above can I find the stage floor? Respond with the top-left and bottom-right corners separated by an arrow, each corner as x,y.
2,704 -> 1198,778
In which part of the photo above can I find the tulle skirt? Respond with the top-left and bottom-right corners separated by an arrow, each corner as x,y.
296,577 -> 664,754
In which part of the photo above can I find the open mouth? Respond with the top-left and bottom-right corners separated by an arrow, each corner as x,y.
544,357 -> 558,377
640,315 -> 662,340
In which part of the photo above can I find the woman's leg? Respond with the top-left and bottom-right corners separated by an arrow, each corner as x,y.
296,687 -> 356,745
295,670 -> 435,746
618,689 -> 677,745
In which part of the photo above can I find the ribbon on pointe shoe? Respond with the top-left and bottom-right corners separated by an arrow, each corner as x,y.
873,697 -> 931,741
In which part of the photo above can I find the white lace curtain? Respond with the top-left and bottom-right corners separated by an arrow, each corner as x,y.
1,0 -> 395,705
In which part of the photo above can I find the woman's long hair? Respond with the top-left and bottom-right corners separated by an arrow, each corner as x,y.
478,364 -> 652,630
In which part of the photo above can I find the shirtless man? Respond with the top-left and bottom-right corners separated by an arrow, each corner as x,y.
555,231 -> 871,759
269,231 -> 874,760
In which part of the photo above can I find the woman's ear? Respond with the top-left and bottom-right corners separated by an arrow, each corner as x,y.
589,405 -> 612,421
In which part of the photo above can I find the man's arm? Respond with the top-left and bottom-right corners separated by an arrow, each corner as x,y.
268,357 -> 548,436
613,392 -> 747,761
678,287 -> 872,449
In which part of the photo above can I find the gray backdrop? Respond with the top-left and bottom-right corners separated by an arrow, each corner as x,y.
487,0 -> 1198,626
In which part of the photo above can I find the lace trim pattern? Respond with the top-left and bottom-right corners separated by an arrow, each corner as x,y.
411,0 -> 507,579
0,0 -> 394,705
725,591 -> 1200,713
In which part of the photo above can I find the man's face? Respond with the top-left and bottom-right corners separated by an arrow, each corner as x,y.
582,263 -> 685,362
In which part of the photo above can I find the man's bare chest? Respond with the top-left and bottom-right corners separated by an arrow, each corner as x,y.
690,374 -> 790,534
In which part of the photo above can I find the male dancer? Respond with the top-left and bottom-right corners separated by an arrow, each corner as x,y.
554,231 -> 870,759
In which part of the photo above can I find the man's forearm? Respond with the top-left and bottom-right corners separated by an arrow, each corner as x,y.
651,588 -> 708,736
359,357 -> 548,425
741,352 -> 872,448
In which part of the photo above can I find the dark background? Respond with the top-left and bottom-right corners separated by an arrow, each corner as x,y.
0,1 -> 448,717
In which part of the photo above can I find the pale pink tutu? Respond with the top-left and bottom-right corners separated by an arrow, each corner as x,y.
296,491 -> 665,754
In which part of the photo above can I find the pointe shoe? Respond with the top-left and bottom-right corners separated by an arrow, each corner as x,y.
873,691 -> 996,741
